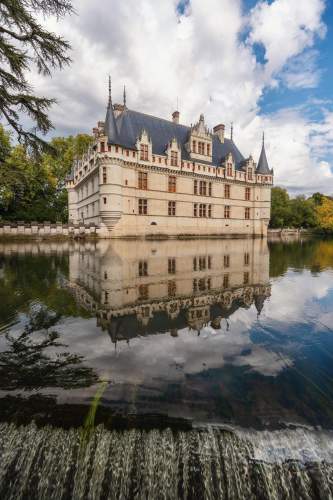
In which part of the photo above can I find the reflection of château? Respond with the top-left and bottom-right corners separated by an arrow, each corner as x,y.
66,239 -> 271,341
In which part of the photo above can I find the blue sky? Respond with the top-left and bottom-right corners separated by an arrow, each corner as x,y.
29,0 -> 333,194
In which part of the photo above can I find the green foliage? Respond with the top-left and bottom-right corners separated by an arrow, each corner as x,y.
0,130 -> 93,222
270,187 -> 329,231
0,0 -> 73,153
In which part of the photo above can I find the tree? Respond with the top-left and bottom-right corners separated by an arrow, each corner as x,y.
0,132 -> 92,222
315,197 -> 333,233
0,0 -> 73,153
270,187 -> 292,228
0,123 -> 11,162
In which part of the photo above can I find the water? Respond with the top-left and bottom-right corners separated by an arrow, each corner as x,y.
0,237 -> 333,498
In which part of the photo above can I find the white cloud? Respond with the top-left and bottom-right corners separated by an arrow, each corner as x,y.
25,0 -> 333,193
247,0 -> 326,82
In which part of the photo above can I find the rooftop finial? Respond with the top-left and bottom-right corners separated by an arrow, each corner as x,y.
231,122 -> 233,142
123,84 -> 127,107
108,75 -> 112,105
262,131 -> 265,147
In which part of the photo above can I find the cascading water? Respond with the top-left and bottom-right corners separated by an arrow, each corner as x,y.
0,423 -> 332,499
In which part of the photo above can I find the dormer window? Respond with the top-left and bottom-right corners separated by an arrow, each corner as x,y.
248,168 -> 253,180
140,144 -> 148,161
171,151 -> 178,167
198,142 -> 205,155
192,140 -> 196,153
207,144 -> 211,156
227,164 -> 233,176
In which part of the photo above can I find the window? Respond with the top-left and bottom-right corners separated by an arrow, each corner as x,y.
168,258 -> 176,274
138,284 -> 149,300
245,207 -> 250,220
199,256 -> 206,271
198,278 -> 206,291
168,280 -> 176,297
208,204 -> 212,218
208,256 -> 212,269
248,168 -> 253,180
193,278 -> 198,292
199,181 -> 207,196
224,205 -> 230,218
198,141 -> 205,155
140,144 -> 148,161
138,171 -> 148,190
245,187 -> 251,201
192,140 -> 196,153
207,144 -> 211,156
194,179 -> 198,195
199,203 -> 206,217
244,252 -> 250,266
168,201 -> 176,216
100,142 -> 105,153
104,291 -> 109,304
115,146 -> 119,153
224,184 -> 230,199
243,272 -> 249,285
226,164 -> 233,176
103,197 -> 107,205
102,167 -> 107,184
171,151 -> 178,167
168,176 -> 176,193
193,257 -> 197,271
208,182 -> 212,196
223,274 -> 229,288
139,260 -> 148,276
224,255 -> 230,268
194,203 -> 198,217
138,198 -> 148,215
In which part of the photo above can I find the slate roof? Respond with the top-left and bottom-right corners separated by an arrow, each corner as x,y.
106,107 -> 246,169
256,142 -> 271,175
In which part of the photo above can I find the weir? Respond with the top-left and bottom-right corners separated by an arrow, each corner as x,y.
0,423 -> 332,499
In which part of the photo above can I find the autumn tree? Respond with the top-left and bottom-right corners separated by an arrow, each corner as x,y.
315,197 -> 333,232
0,0 -> 73,153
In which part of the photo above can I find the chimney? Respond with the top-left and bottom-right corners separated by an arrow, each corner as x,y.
172,110 -> 180,124
113,103 -> 125,118
96,121 -> 105,135
213,123 -> 225,143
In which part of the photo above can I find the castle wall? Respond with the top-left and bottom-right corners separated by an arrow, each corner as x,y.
66,122 -> 273,239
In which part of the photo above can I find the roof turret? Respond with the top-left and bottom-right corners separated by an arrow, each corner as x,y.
256,132 -> 271,174
105,76 -> 119,144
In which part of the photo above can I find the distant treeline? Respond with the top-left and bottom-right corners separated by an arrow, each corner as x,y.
0,125 -> 92,223
270,187 -> 333,232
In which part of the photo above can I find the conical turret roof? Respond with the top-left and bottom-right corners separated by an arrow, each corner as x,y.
256,133 -> 271,174
105,76 -> 119,144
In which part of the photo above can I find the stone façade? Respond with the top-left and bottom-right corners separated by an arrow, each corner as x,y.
66,81 -> 273,239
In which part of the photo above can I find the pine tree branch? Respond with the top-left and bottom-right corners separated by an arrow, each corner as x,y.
0,0 -> 73,153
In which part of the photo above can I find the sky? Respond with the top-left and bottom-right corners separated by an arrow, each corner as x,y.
30,0 -> 333,195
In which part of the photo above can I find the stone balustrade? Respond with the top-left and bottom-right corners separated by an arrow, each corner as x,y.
0,222 -> 99,238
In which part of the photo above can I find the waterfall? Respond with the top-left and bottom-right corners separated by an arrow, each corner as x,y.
0,423 -> 332,499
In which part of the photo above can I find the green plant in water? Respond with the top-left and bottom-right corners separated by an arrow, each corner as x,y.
79,380 -> 109,453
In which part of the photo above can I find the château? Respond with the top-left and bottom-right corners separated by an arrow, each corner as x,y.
66,79 -> 273,238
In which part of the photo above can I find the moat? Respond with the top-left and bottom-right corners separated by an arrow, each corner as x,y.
0,237 -> 333,498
